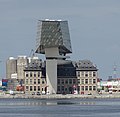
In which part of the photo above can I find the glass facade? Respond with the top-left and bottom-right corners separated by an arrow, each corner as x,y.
36,20 -> 72,54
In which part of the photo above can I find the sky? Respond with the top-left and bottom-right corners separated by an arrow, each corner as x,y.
0,0 -> 120,80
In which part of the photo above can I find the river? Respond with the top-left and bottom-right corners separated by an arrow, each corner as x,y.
0,98 -> 120,117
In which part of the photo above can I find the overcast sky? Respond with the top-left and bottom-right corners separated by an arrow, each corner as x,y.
0,0 -> 120,80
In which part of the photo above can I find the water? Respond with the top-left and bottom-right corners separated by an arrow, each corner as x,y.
0,98 -> 120,117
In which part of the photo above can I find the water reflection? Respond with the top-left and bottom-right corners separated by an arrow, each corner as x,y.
80,102 -> 96,105
0,101 -> 57,106
0,99 -> 120,117
0,99 -> 96,106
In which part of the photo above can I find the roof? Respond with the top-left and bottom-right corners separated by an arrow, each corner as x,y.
76,60 -> 98,71
24,60 -> 44,71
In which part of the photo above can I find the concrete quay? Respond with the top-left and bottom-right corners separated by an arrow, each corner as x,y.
0,94 -> 120,99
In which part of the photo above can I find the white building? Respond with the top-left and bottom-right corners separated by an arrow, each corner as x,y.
99,79 -> 120,93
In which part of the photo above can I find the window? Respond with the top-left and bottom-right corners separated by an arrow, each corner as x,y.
93,72 -> 96,77
38,79 -> 40,84
30,79 -> 32,84
26,79 -> 28,84
34,73 -> 36,77
30,86 -> 32,91
57,79 -> 60,84
38,86 -> 40,91
26,73 -> 28,77
38,72 -> 40,77
30,72 -> 32,77
89,86 -> 92,91
89,72 -> 92,77
69,79 -> 72,84
85,86 -> 88,91
85,79 -> 88,84
77,79 -> 80,84
73,79 -> 76,84
81,72 -> 84,77
65,88 -> 67,91
65,79 -> 68,84
62,86 -> 64,91
62,79 -> 64,84
34,79 -> 36,84
42,80 -> 45,84
93,79 -> 96,84
89,79 -> 92,84
93,86 -> 96,91
26,86 -> 28,91
78,71 -> 80,77
81,86 -> 84,91
85,72 -> 88,77
34,86 -> 36,91
81,79 -> 84,84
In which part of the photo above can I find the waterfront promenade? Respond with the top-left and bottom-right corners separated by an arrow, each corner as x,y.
1,93 -> 120,99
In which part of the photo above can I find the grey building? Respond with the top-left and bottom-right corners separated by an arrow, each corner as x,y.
6,57 -> 17,79
17,56 -> 28,82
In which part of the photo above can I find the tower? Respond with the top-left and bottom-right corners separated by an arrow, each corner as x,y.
17,56 -> 28,82
35,19 -> 72,94
6,57 -> 17,79
113,64 -> 117,79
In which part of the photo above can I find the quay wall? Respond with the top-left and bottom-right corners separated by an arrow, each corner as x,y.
1,94 -> 120,99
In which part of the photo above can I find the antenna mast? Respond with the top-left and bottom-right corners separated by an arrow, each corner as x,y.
113,63 -> 117,79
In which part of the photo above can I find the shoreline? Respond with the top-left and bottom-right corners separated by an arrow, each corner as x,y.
1,94 -> 120,99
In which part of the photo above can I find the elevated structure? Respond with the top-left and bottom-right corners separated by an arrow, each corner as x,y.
35,19 -> 72,94
36,19 -> 72,55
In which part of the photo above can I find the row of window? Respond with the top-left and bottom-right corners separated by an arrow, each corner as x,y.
25,71 -> 97,77
25,71 -> 97,78
57,86 -> 72,92
57,79 -> 76,84
78,79 -> 96,84
25,79 -> 46,84
26,86 -> 45,92
57,78 -> 96,85
57,85 -> 96,92
79,86 -> 96,91
77,71 -> 97,77
25,72 -> 42,78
